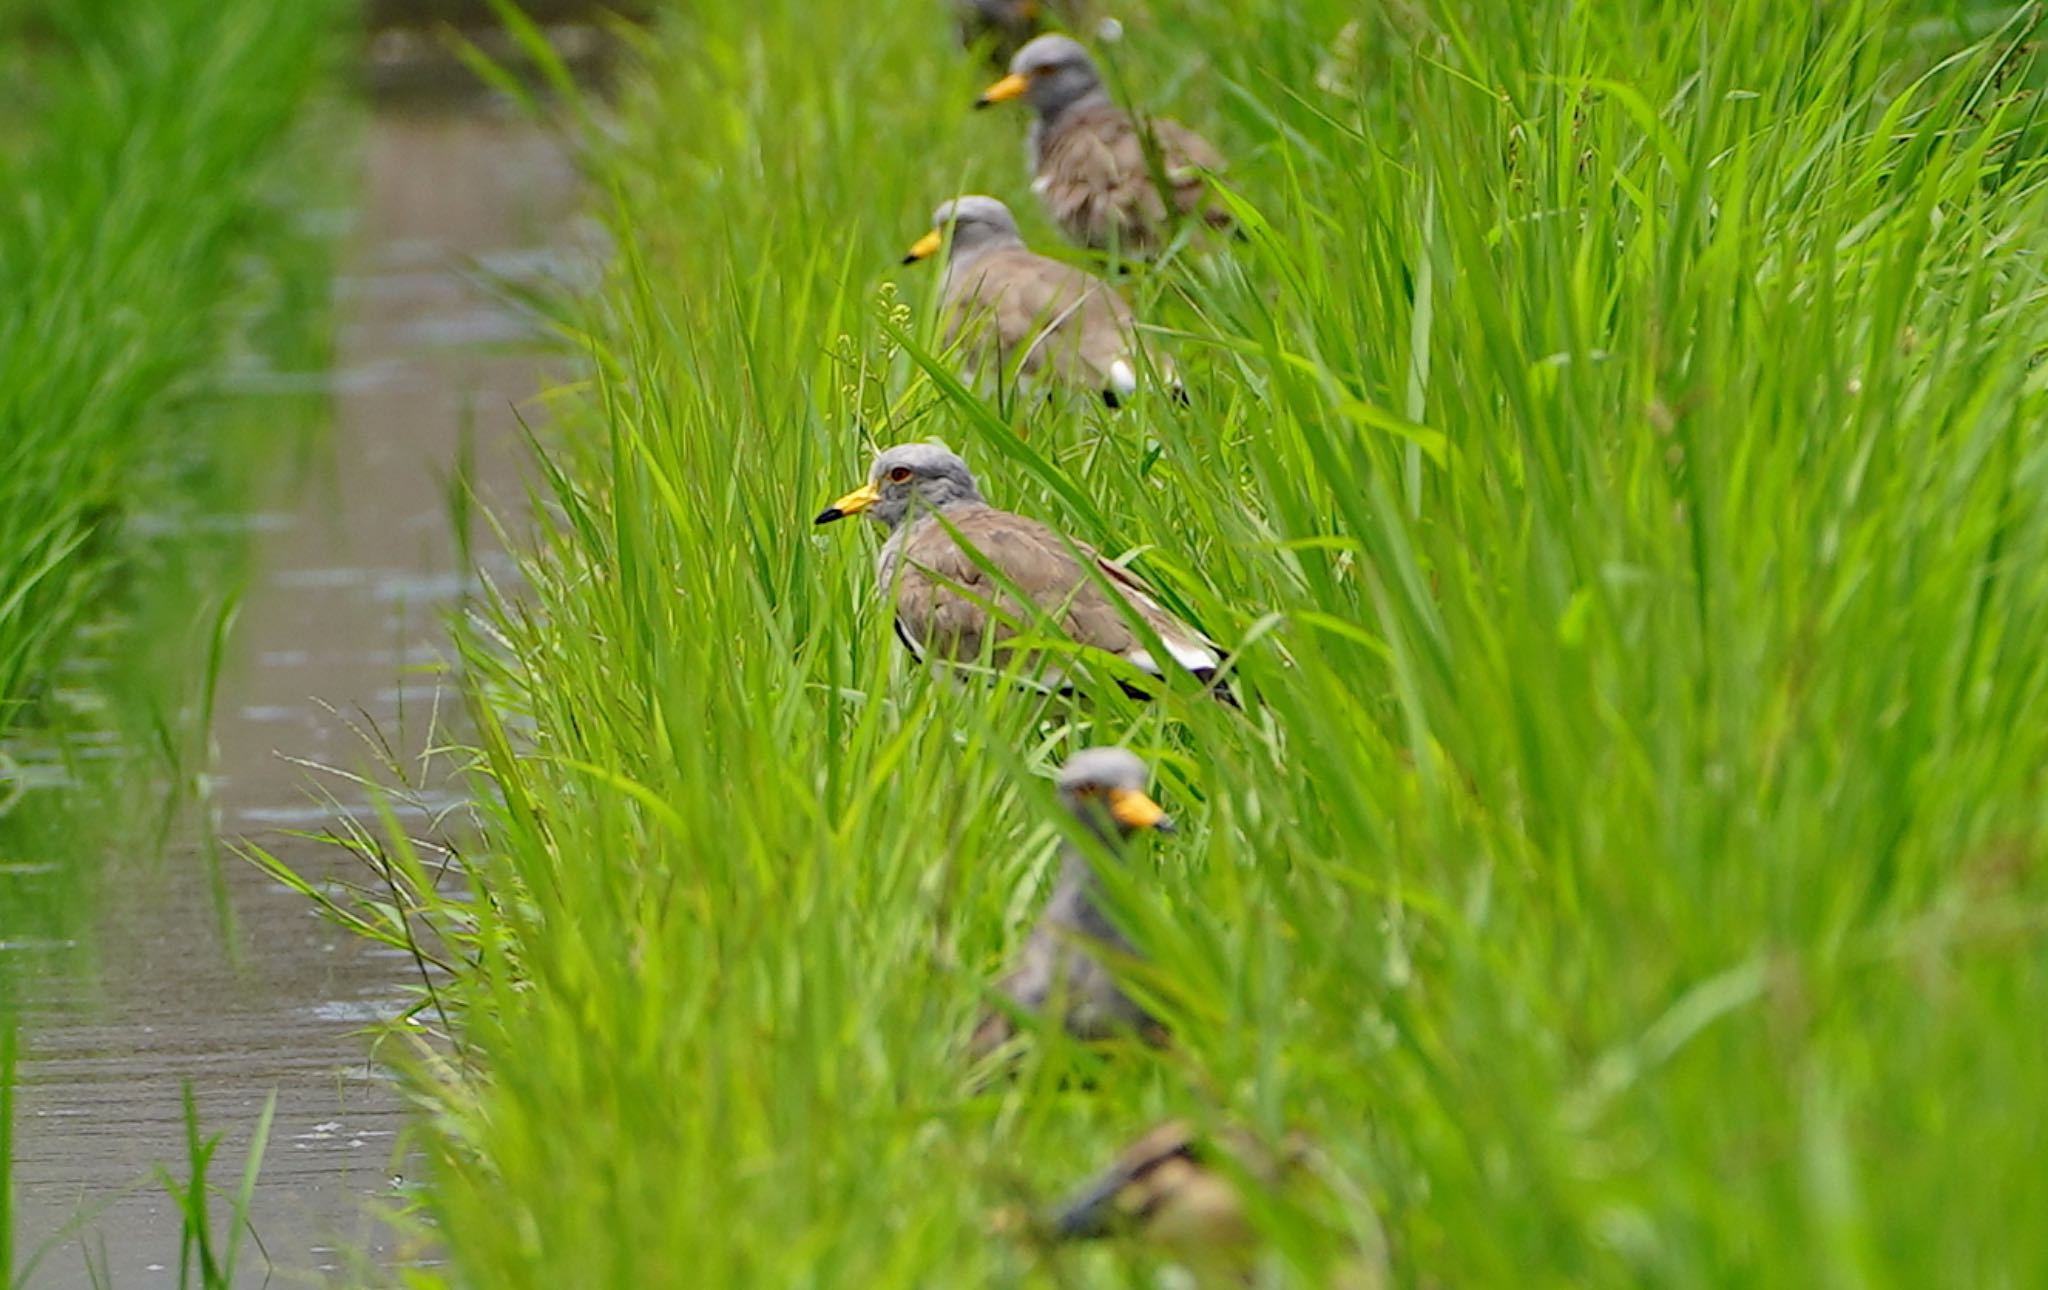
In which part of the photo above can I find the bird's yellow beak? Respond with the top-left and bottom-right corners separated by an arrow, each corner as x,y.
976,72 -> 1030,108
814,481 -> 881,525
1109,787 -> 1172,832
902,229 -> 944,265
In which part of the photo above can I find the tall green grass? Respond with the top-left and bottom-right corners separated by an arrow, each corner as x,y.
0,0 -> 338,730
0,8 -> 336,1272
0,0 -> 340,991
350,0 -> 2048,1283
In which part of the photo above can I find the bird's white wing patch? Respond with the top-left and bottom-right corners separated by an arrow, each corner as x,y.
1125,637 -> 1220,676
1095,553 -> 1224,674
1107,359 -> 1138,395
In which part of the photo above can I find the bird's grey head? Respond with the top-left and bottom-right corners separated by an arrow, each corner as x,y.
980,34 -> 1106,119
813,442 -> 983,531
1057,746 -> 1173,838
926,195 -> 1024,264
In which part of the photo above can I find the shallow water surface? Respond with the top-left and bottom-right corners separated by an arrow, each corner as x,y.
12,98 -> 584,1286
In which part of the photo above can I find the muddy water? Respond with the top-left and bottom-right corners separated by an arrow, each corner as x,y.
12,98 -> 584,1286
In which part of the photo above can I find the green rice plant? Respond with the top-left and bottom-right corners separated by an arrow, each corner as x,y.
333,0 -> 2048,1285
0,0 -> 339,732
150,1086 -> 277,1290
0,0 -> 341,995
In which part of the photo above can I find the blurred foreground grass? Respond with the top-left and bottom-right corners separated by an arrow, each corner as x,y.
0,0 -> 339,1016
0,0 -> 337,1278
0,0 -> 338,731
340,0 -> 2048,1284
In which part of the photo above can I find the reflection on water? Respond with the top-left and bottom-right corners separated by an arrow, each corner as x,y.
11,92 -> 590,1285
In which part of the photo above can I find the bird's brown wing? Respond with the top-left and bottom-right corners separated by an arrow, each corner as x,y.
1075,541 -> 1223,678
946,249 -> 1137,393
889,515 -> 1002,664
1150,117 -> 1231,226
1038,105 -> 1169,253
896,507 -> 1220,680
1064,282 -> 1149,393
1039,106 -> 1228,252
892,508 -> 1104,670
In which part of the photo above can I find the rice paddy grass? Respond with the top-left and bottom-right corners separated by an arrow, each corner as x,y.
0,0 -> 339,994
1,11 -> 337,1275
0,0 -> 338,737
341,0 -> 2048,1284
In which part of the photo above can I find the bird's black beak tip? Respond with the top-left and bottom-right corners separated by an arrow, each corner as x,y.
900,253 -> 919,265
813,508 -> 844,525
1154,817 -> 1177,835
973,97 -> 994,110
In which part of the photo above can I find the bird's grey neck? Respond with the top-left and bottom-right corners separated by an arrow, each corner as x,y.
1046,841 -> 1126,944
1054,821 -> 1120,883
1034,87 -> 1113,145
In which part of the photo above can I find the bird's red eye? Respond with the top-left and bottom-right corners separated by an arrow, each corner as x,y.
888,467 -> 913,483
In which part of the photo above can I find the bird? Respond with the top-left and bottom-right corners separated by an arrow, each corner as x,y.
968,746 -> 1176,1058
975,34 -> 1230,257
812,443 -> 1229,698
952,0 -> 1088,70
901,195 -> 1176,407
1035,1120 -> 1386,1289
1046,1121 -> 1268,1251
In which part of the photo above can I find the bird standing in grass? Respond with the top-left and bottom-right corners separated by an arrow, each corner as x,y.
976,34 -> 1229,257
969,746 -> 1174,1058
902,195 -> 1176,407
1036,1120 -> 1386,1289
813,443 -> 1228,697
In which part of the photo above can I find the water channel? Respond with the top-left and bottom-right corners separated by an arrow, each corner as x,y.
11,62 -> 588,1287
